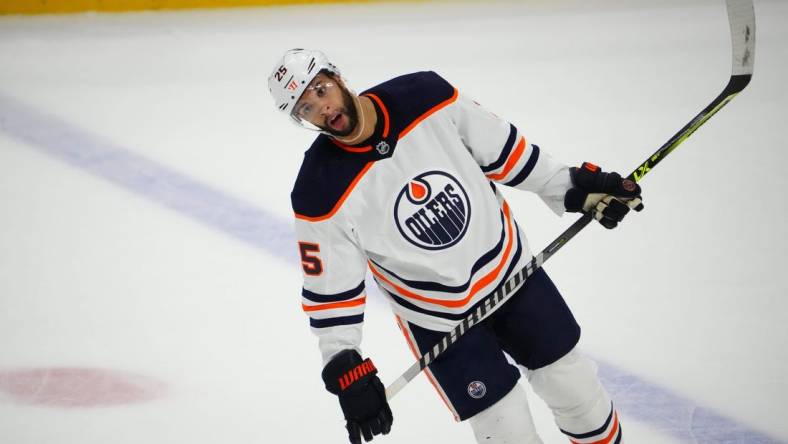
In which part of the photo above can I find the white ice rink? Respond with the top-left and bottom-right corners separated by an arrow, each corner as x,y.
1,0 -> 786,442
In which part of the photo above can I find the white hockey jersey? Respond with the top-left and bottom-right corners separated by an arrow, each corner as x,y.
291,72 -> 573,365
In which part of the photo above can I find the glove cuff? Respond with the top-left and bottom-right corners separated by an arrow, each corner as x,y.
322,350 -> 378,395
570,162 -> 609,189
568,162 -> 640,196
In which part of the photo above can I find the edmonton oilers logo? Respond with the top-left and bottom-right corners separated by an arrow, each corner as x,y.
394,171 -> 471,250
467,381 -> 486,399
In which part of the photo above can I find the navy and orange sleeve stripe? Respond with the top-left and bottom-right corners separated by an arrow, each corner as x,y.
501,144 -> 541,187
302,281 -> 367,329
302,281 -> 365,303
444,93 -> 561,194
482,128 -> 541,187
480,124 -> 518,173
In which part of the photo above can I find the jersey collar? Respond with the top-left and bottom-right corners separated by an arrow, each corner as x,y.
330,92 -> 395,159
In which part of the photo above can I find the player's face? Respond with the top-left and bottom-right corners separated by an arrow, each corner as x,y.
292,73 -> 358,137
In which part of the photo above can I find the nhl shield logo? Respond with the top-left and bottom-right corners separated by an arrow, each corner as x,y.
394,171 -> 471,251
375,141 -> 390,155
467,381 -> 487,399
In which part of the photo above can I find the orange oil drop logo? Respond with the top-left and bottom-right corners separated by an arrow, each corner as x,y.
409,181 -> 428,201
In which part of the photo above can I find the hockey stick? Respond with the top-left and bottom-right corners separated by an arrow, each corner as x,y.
386,0 -> 755,401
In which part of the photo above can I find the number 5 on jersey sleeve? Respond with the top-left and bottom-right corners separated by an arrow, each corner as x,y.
298,242 -> 324,276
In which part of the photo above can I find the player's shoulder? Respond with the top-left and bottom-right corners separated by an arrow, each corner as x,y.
364,71 -> 457,127
290,135 -> 371,221
367,71 -> 455,104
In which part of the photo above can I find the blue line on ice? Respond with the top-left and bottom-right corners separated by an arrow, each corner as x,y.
0,92 -> 781,444
0,92 -> 297,264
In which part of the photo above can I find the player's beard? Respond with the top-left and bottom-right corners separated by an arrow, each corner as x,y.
321,85 -> 359,138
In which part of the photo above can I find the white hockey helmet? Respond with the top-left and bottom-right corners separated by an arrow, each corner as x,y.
268,48 -> 341,127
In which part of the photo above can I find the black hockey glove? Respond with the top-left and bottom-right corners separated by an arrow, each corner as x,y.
564,162 -> 644,229
322,350 -> 393,444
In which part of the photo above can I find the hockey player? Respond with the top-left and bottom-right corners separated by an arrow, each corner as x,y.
269,48 -> 642,444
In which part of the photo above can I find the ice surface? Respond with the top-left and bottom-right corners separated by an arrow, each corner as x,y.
1,0 -> 786,442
